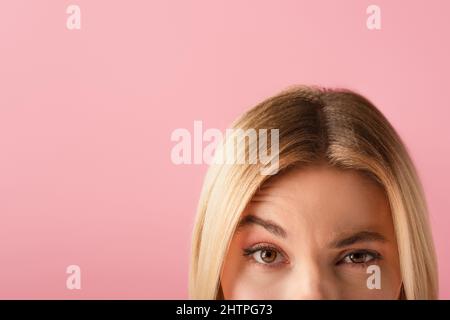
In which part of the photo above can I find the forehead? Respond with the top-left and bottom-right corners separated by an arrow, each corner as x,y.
246,165 -> 391,232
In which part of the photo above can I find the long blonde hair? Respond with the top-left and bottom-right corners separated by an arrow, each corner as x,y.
189,85 -> 438,299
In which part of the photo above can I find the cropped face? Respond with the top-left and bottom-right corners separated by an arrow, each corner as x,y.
220,164 -> 402,299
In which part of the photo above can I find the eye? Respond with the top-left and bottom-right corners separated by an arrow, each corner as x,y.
255,248 -> 279,264
340,250 -> 381,265
243,244 -> 287,266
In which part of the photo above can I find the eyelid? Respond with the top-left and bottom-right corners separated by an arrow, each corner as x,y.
243,243 -> 286,257
336,249 -> 382,266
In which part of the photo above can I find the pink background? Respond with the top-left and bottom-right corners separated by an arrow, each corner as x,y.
0,0 -> 449,299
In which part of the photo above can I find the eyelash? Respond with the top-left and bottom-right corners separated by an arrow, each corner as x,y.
242,244 -> 382,269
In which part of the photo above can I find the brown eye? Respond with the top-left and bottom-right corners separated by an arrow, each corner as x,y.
243,245 -> 287,266
259,249 -> 277,263
349,252 -> 367,263
343,251 -> 375,264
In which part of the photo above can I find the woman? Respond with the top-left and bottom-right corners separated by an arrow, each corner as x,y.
189,85 -> 438,299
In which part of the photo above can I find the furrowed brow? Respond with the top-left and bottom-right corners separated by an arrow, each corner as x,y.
331,230 -> 387,248
237,214 -> 287,239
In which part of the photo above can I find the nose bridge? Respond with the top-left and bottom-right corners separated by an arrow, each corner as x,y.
289,259 -> 337,300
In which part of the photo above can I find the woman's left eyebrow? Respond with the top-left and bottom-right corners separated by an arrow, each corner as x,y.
330,230 -> 387,248
237,215 -> 287,239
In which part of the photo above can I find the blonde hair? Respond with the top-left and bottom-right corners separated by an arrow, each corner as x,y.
189,85 -> 438,299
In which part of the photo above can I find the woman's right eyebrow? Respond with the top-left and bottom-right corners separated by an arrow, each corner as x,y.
236,214 -> 287,239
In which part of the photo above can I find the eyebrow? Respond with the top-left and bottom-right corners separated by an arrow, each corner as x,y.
237,215 -> 287,239
330,231 -> 387,248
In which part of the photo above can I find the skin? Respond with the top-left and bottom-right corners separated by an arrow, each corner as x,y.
220,164 -> 403,299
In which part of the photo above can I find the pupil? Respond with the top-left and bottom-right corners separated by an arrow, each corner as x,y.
351,253 -> 365,263
261,250 -> 276,263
